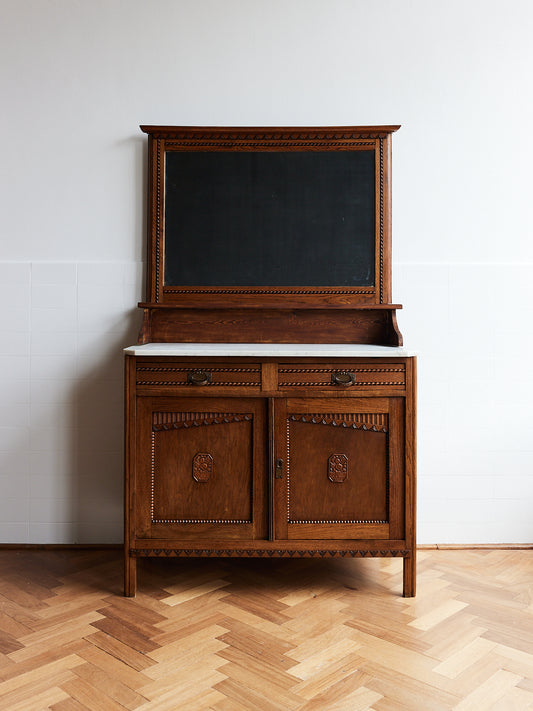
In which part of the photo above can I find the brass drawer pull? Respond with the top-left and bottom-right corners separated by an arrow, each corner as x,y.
331,371 -> 356,386
187,370 -> 212,386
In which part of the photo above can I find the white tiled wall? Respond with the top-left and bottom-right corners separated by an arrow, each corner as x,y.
1,259 -> 532,544
395,262 -> 533,545
0,261 -> 143,544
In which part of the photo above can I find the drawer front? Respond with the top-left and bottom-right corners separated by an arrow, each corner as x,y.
136,362 -> 262,389
278,362 -> 406,390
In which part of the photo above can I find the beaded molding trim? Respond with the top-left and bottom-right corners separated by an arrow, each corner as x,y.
291,519 -> 388,525
139,380 -> 259,387
163,138 -> 379,147
286,413 -> 390,524
138,367 -> 259,372
151,133 -> 386,302
163,287 -> 376,295
151,411 -> 253,524
150,518 -> 251,524
379,138 -> 385,303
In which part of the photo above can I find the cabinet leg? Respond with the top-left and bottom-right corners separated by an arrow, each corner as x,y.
403,553 -> 416,597
124,550 -> 137,597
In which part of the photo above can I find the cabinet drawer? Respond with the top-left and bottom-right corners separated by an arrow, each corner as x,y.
278,362 -> 406,390
136,362 -> 262,390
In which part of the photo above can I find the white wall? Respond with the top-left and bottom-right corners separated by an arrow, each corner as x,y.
1,0 -> 532,544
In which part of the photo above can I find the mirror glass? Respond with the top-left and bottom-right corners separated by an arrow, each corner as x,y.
164,149 -> 376,287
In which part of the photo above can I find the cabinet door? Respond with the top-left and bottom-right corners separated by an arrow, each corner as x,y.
135,397 -> 267,540
273,397 -> 404,540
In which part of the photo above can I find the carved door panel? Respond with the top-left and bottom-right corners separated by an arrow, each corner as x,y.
135,397 -> 267,540
273,398 -> 405,541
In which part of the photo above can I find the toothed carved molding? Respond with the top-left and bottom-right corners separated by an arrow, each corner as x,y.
288,412 -> 388,433
152,411 -> 253,431
130,548 -> 410,558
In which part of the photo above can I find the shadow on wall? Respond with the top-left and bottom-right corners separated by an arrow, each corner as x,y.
68,133 -> 147,544
71,309 -> 143,544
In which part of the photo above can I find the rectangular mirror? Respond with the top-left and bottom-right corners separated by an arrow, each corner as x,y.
164,149 -> 375,288
141,126 -> 399,308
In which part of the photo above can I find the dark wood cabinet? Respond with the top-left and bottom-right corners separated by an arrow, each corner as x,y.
125,351 -> 416,597
134,394 -> 267,541
124,125 -> 416,597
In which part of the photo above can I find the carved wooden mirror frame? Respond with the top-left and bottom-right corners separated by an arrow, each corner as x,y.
138,125 -> 403,346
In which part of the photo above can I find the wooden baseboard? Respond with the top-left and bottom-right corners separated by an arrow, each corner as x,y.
1,543 -> 531,551
418,543 -> 533,550
0,543 -> 122,550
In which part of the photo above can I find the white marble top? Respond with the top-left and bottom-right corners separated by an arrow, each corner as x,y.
124,343 -> 416,357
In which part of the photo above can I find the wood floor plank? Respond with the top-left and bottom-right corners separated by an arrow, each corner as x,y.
217,645 -> 300,691
0,669 -> 74,711
0,640 -> 87,682
0,548 -> 531,710
85,631 -> 157,672
454,669 -> 522,710
72,661 -> 148,709
302,684 -> 383,711
50,697 -> 91,711
433,637 -> 499,678
291,654 -> 370,701
363,660 -> 461,710
77,643 -> 152,691
290,637 -> 363,681
60,675 -> 132,711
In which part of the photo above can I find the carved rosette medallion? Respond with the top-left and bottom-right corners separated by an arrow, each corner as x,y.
192,453 -> 213,483
328,454 -> 348,483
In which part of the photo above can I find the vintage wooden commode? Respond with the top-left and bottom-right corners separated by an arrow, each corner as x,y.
124,126 -> 416,597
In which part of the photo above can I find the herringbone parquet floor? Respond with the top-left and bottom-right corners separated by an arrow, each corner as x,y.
0,548 -> 532,710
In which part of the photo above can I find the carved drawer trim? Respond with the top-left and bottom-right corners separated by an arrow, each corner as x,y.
137,364 -> 261,388
278,364 -> 405,388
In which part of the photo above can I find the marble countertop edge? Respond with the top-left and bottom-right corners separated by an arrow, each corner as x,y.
124,343 -> 416,357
